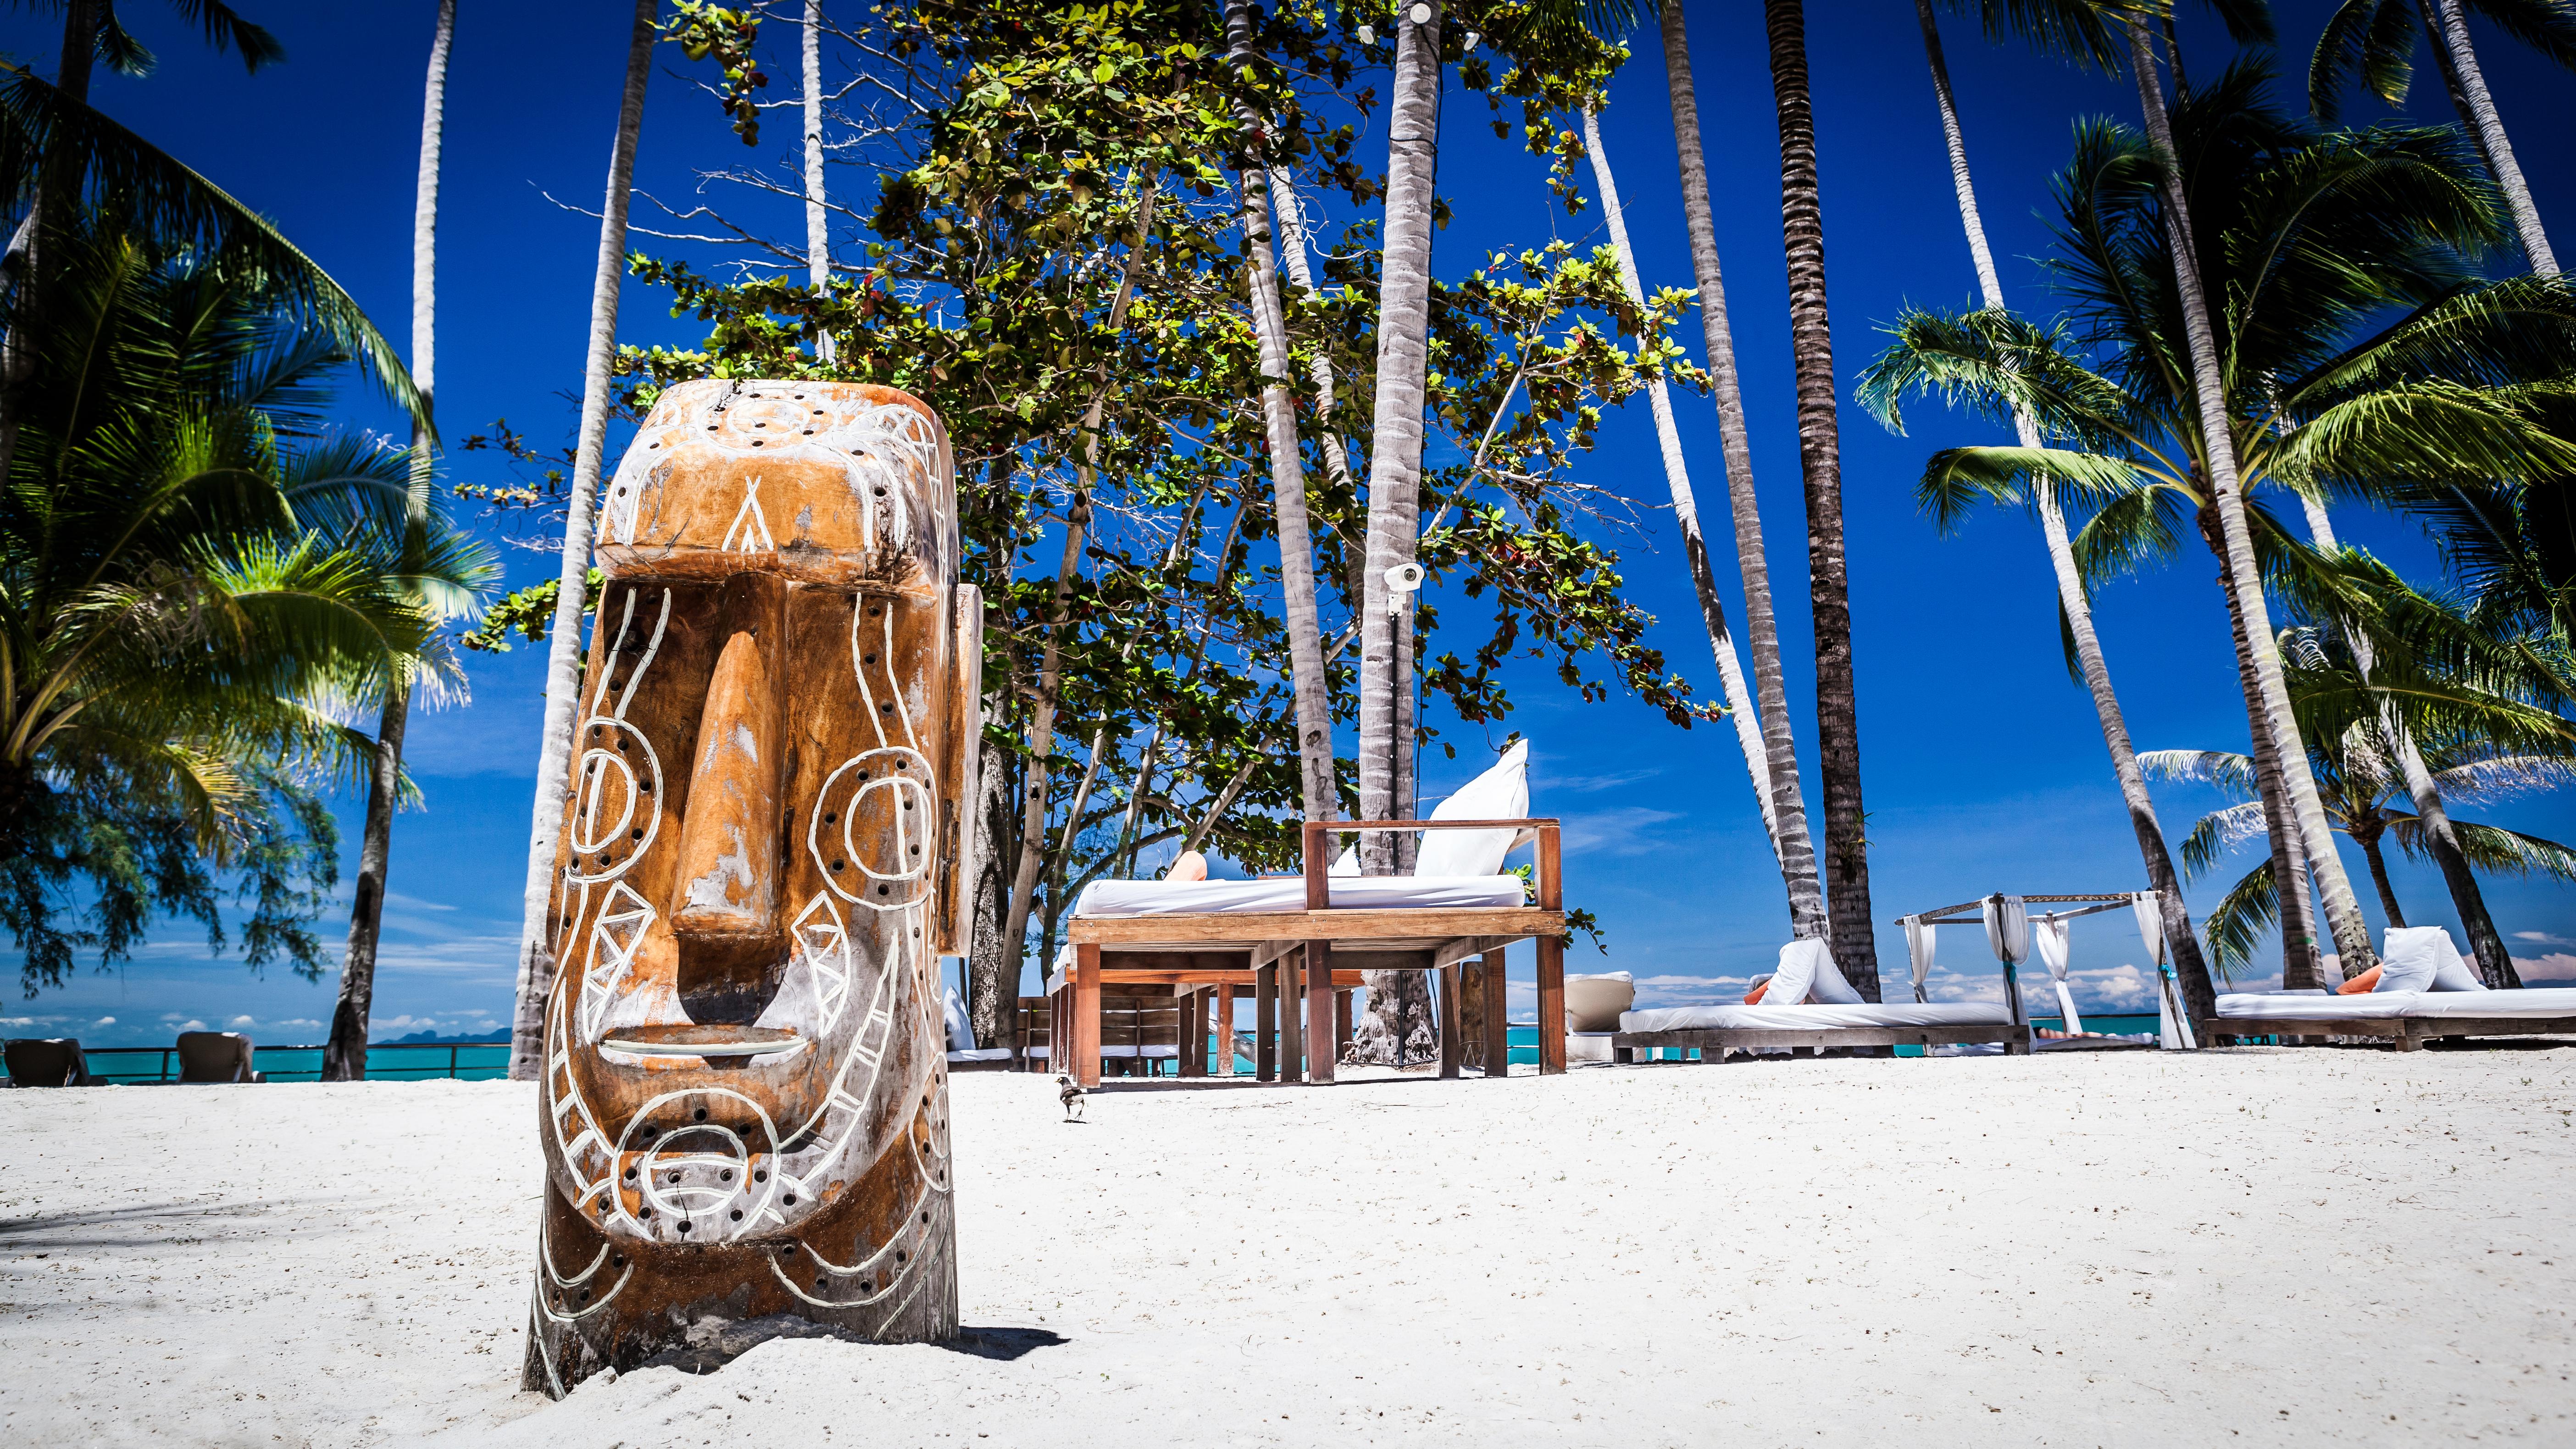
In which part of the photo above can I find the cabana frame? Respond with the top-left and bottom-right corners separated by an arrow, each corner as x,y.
1052,819 -> 1567,1088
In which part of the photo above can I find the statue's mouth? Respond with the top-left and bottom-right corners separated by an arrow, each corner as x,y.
601,1023 -> 806,1065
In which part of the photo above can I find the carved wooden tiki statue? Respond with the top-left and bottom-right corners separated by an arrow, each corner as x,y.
523,380 -> 976,1395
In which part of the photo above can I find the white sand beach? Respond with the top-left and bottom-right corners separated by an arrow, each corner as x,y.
5,1050 -> 2573,1447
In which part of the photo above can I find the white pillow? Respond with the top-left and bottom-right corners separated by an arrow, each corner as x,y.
1805,944 -> 1864,1004
2423,930 -> 2488,991
1413,739 -> 1530,877
1329,847 -> 1359,877
2374,927 -> 2442,993
1765,940 -> 1825,1005
942,987 -> 976,1052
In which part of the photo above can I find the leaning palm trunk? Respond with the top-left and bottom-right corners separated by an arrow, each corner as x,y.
2300,500 -> 2519,985
1227,0 -> 1336,827
1354,0 -> 1443,877
2209,526 -> 2326,987
2354,822 -> 2409,927
2419,0 -> 2556,276
0,0 -> 100,492
1763,0 -> 1879,994
326,0 -> 456,1083
803,0 -> 837,361
2123,20 -> 2380,977
1658,3 -> 1827,938
507,0 -> 658,1081
1912,0 -> 2215,1017
1581,107 -> 1776,850
996,193 -> 1160,986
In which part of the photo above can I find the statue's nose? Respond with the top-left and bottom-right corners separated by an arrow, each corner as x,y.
670,621 -> 783,942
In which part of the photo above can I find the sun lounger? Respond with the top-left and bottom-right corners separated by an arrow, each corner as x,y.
4,1038 -> 94,1087
2204,929 -> 2576,1049
173,1031 -> 264,1083
1615,996 -> 2031,1059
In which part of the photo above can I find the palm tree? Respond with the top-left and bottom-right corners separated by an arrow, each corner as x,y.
508,0 -> 659,1081
1651,1 -> 1826,938
0,4 -> 418,482
2123,18 -> 2390,976
1762,0 -> 1878,993
1225,0 -> 1336,827
802,0 -> 835,363
1353,0 -> 1445,873
0,221 -> 477,996
1906,0 -> 2221,1018
1579,106 -> 1778,852
324,0 -> 457,1083
2146,632 -> 2576,977
2309,0 -> 2568,274
1863,74 -> 2576,984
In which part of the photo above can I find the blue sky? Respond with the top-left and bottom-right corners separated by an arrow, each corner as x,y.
6,0 -> 2572,1047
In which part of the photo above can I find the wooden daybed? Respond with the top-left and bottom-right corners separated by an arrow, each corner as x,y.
1052,819 -> 1568,1088
2200,994 -> 2576,1051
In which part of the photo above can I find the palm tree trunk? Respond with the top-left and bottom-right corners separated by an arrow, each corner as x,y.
1355,0 -> 1443,877
966,728 -> 1014,1044
2418,0 -> 2556,276
2355,824 -> 2408,929
1227,0 -> 1336,827
1913,0 -> 2216,1018
803,0 -> 835,362
508,0 -> 655,1081
2125,19 -> 2380,979
2299,498 -> 2515,983
1660,4 -> 1826,938
997,192 -> 1160,987
1762,0 -> 1879,994
0,0 -> 100,491
326,0 -> 455,1083
2202,503 -> 2326,987
1580,107 -> 1777,850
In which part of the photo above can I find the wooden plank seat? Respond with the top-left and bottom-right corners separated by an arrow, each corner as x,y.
1614,1021 -> 2034,1061
2200,1013 -> 2576,1051
1049,819 -> 1568,1088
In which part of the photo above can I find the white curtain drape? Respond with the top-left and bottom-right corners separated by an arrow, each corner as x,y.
2133,889 -> 2195,1049
2032,914 -> 2083,1035
1902,915 -> 1933,1003
1982,895 -> 2030,965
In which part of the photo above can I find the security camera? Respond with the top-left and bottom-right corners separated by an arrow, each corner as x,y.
1385,561 -> 1424,593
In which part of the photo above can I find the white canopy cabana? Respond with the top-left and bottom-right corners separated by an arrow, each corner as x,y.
1895,891 -> 2197,1050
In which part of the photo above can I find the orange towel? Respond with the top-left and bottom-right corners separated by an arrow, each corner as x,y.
1743,980 -> 1769,1005
2336,964 -> 2382,996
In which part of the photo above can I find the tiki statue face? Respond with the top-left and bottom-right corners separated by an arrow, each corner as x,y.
523,380 -> 976,1395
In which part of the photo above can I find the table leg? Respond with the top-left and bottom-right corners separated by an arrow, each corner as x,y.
1536,934 -> 1566,1076
1438,963 -> 1462,1079
1306,943 -> 1336,1084
1255,965 -> 1277,1082
1280,948 -> 1305,1084
1074,944 -> 1104,1088
1335,988 -> 1353,1060
1179,989 -> 1204,1078
1482,951 -> 1510,1078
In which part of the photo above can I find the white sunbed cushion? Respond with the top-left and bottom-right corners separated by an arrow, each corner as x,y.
946,1047 -> 1012,1062
2215,991 -> 2419,1021
1071,875 -> 1524,917
2401,987 -> 2576,1019
1620,1002 -> 2013,1032
2375,929 -> 2443,993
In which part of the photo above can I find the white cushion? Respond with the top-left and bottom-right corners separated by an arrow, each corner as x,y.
1763,940 -> 1822,1005
2402,986 -> 2576,1018
1621,1001 -> 2011,1031
2216,991 -> 2417,1020
2374,928 -> 2443,993
1804,942 -> 1863,1005
1413,740 -> 1530,878
946,1047 -> 1012,1062
2421,929 -> 2487,991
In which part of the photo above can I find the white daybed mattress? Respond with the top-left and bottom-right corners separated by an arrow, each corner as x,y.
1071,875 -> 1524,918
2215,991 -> 2417,1020
2402,987 -> 2576,1018
1620,1002 -> 2014,1033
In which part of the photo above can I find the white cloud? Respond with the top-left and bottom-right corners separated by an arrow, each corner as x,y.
273,1018 -> 323,1029
179,1019 -> 206,1031
1557,806 -> 1683,857
160,1012 -> 186,1022
2073,963 -> 2153,1009
2515,953 -> 2576,983
228,1015 -> 257,1028
1543,768 -> 1660,794
92,1016 -> 115,1026
0,1016 -> 36,1027
2513,931 -> 2573,947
